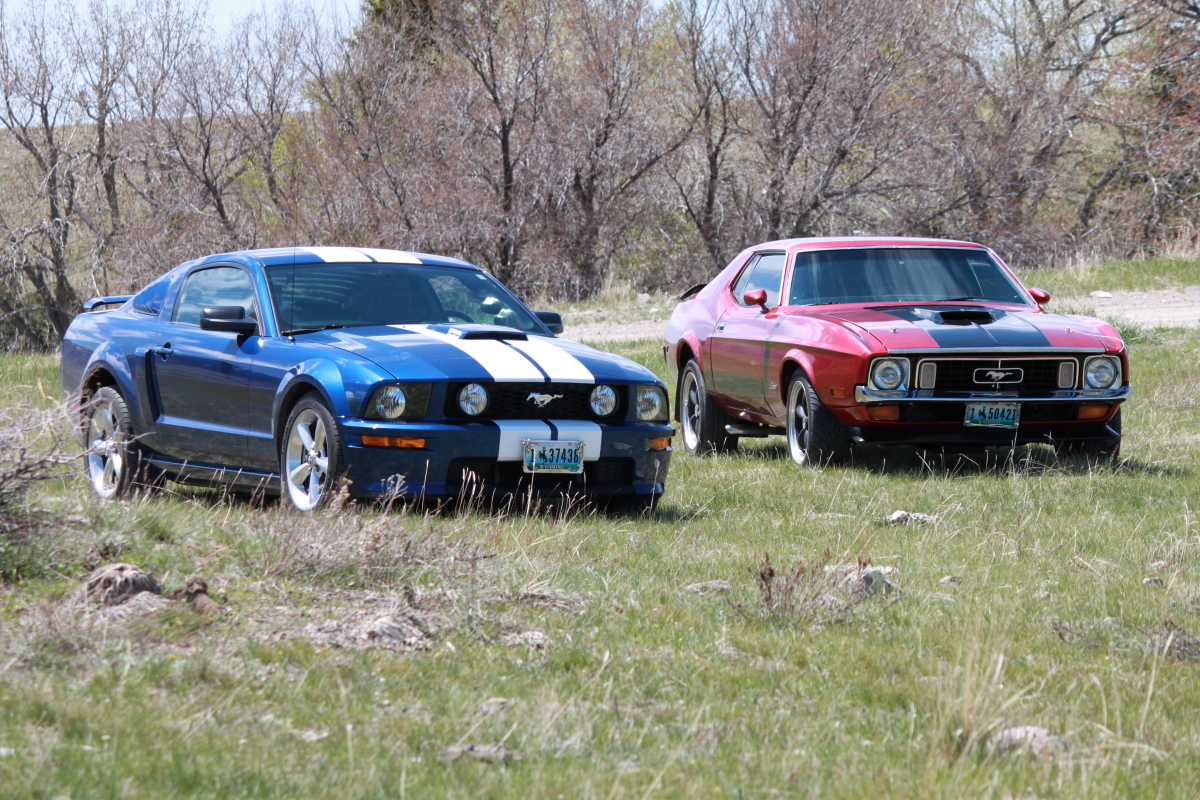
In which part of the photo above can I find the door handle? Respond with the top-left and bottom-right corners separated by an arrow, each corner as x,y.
716,322 -> 726,332
152,344 -> 174,359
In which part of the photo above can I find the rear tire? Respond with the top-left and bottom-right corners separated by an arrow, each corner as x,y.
785,372 -> 851,466
1053,409 -> 1122,462
677,359 -> 738,456
281,394 -> 345,511
83,387 -> 140,500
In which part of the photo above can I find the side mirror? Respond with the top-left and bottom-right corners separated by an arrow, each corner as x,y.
1028,287 -> 1050,305
200,305 -> 258,334
743,288 -> 768,311
534,310 -> 564,335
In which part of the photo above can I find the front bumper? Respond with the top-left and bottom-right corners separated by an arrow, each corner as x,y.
340,417 -> 673,500
844,385 -> 1128,447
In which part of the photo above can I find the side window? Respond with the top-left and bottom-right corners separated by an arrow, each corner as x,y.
130,275 -> 171,316
172,267 -> 257,327
733,253 -> 786,307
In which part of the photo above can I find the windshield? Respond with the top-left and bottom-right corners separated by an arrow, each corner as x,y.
265,263 -> 543,335
787,248 -> 1026,306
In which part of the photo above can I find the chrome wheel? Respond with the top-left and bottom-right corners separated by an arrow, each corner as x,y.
85,402 -> 125,499
680,368 -> 702,453
285,408 -> 330,510
786,378 -> 812,465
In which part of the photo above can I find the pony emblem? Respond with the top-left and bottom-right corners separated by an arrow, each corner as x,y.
985,371 -> 1010,381
527,392 -> 563,408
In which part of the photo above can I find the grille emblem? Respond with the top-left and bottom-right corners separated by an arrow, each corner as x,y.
526,392 -> 563,408
974,368 -> 1023,384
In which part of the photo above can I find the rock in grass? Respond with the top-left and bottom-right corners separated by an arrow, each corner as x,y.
991,726 -> 1067,756
501,630 -> 551,648
885,510 -> 939,525
685,580 -> 731,594
940,575 -> 963,587
1147,560 -> 1172,572
441,743 -> 520,763
1144,577 -> 1165,588
77,563 -> 161,606
1090,290 -> 1114,298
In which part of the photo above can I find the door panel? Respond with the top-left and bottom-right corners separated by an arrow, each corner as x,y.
707,253 -> 787,414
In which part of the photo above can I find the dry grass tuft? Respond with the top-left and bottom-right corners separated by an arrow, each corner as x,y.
750,551 -> 889,623
0,403 -> 76,574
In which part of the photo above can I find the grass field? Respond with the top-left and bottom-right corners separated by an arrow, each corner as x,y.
3,259 -> 1200,798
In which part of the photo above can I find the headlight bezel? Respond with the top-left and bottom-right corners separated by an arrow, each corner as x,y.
633,385 -> 668,421
868,357 -> 910,392
589,384 -> 619,417
1083,355 -> 1122,390
362,382 -> 431,421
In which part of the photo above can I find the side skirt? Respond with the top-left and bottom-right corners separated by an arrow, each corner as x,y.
144,455 -> 281,495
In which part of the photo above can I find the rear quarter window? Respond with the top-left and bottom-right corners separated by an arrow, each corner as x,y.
130,276 -> 172,316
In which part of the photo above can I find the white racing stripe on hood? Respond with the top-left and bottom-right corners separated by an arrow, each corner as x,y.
354,248 -> 422,264
508,337 -> 594,383
392,325 -> 544,381
301,246 -> 373,263
494,420 -> 601,461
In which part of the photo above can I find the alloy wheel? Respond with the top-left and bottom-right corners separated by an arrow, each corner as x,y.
285,408 -> 330,510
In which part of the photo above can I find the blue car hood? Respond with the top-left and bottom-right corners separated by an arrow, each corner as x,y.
306,324 -> 661,385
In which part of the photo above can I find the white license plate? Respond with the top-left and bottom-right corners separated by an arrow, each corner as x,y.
964,402 -> 1020,429
522,440 -> 585,474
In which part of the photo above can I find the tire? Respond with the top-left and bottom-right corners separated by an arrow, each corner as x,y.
281,393 -> 345,511
83,386 -> 141,500
1053,409 -> 1122,462
785,371 -> 851,466
677,359 -> 738,456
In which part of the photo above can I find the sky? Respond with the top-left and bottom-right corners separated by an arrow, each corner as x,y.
205,0 -> 362,35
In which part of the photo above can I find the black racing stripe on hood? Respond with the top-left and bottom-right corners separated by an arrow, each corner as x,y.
880,308 -> 1052,349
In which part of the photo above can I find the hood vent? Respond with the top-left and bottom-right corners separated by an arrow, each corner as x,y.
427,323 -> 528,340
903,307 -> 998,326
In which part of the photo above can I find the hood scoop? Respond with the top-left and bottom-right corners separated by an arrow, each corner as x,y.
426,323 -> 528,340
870,306 -> 1000,326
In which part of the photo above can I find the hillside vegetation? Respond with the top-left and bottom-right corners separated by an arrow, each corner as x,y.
2,257 -> 1200,798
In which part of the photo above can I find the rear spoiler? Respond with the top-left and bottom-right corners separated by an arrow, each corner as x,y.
679,283 -> 706,301
82,295 -> 132,312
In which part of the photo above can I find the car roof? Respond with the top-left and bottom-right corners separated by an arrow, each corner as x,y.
198,246 -> 479,270
751,236 -> 988,252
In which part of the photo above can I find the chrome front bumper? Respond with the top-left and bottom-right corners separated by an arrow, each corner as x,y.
853,385 -> 1132,403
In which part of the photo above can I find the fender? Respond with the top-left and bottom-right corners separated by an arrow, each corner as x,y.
82,344 -> 143,421
271,358 -> 352,440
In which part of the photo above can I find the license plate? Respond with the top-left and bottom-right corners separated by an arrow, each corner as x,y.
964,402 -> 1020,429
522,440 -> 584,474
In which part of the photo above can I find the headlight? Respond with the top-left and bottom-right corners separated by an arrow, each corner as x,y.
869,358 -> 909,391
363,383 -> 430,420
590,385 -> 618,416
371,385 -> 406,419
458,383 -> 488,416
634,385 -> 667,421
1084,356 -> 1121,389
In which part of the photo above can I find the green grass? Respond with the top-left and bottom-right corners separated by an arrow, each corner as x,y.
3,257 -> 1200,798
1029,254 -> 1200,298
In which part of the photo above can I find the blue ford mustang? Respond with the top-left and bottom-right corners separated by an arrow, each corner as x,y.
61,247 -> 673,511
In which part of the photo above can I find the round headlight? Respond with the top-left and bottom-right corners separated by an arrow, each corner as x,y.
371,385 -> 407,419
1085,356 -> 1119,389
458,383 -> 488,416
589,385 -> 618,416
635,386 -> 666,421
870,358 -> 908,391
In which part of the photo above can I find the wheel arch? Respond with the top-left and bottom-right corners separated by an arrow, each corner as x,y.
778,350 -> 818,407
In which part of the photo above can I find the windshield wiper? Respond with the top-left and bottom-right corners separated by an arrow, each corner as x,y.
283,324 -> 348,336
934,296 -> 986,302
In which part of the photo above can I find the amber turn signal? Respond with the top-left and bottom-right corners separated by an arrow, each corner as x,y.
361,435 -> 426,449
646,437 -> 671,451
1076,403 -> 1110,420
867,405 -> 900,421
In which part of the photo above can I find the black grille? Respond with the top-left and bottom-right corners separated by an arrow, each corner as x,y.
443,382 -> 625,421
922,357 -> 1076,396
447,457 -> 635,493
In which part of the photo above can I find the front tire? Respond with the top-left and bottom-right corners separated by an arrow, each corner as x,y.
785,372 -> 851,466
677,359 -> 737,456
1053,409 -> 1122,462
281,394 -> 345,511
83,386 -> 140,500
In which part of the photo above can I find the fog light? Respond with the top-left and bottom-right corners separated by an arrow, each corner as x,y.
1076,404 -> 1110,420
458,383 -> 488,416
646,437 -> 671,451
867,405 -> 901,421
361,435 -> 426,448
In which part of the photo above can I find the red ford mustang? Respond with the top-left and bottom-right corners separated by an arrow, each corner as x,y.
663,237 -> 1128,464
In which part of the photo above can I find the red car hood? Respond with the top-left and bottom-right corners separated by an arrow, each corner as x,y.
820,306 -> 1123,352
